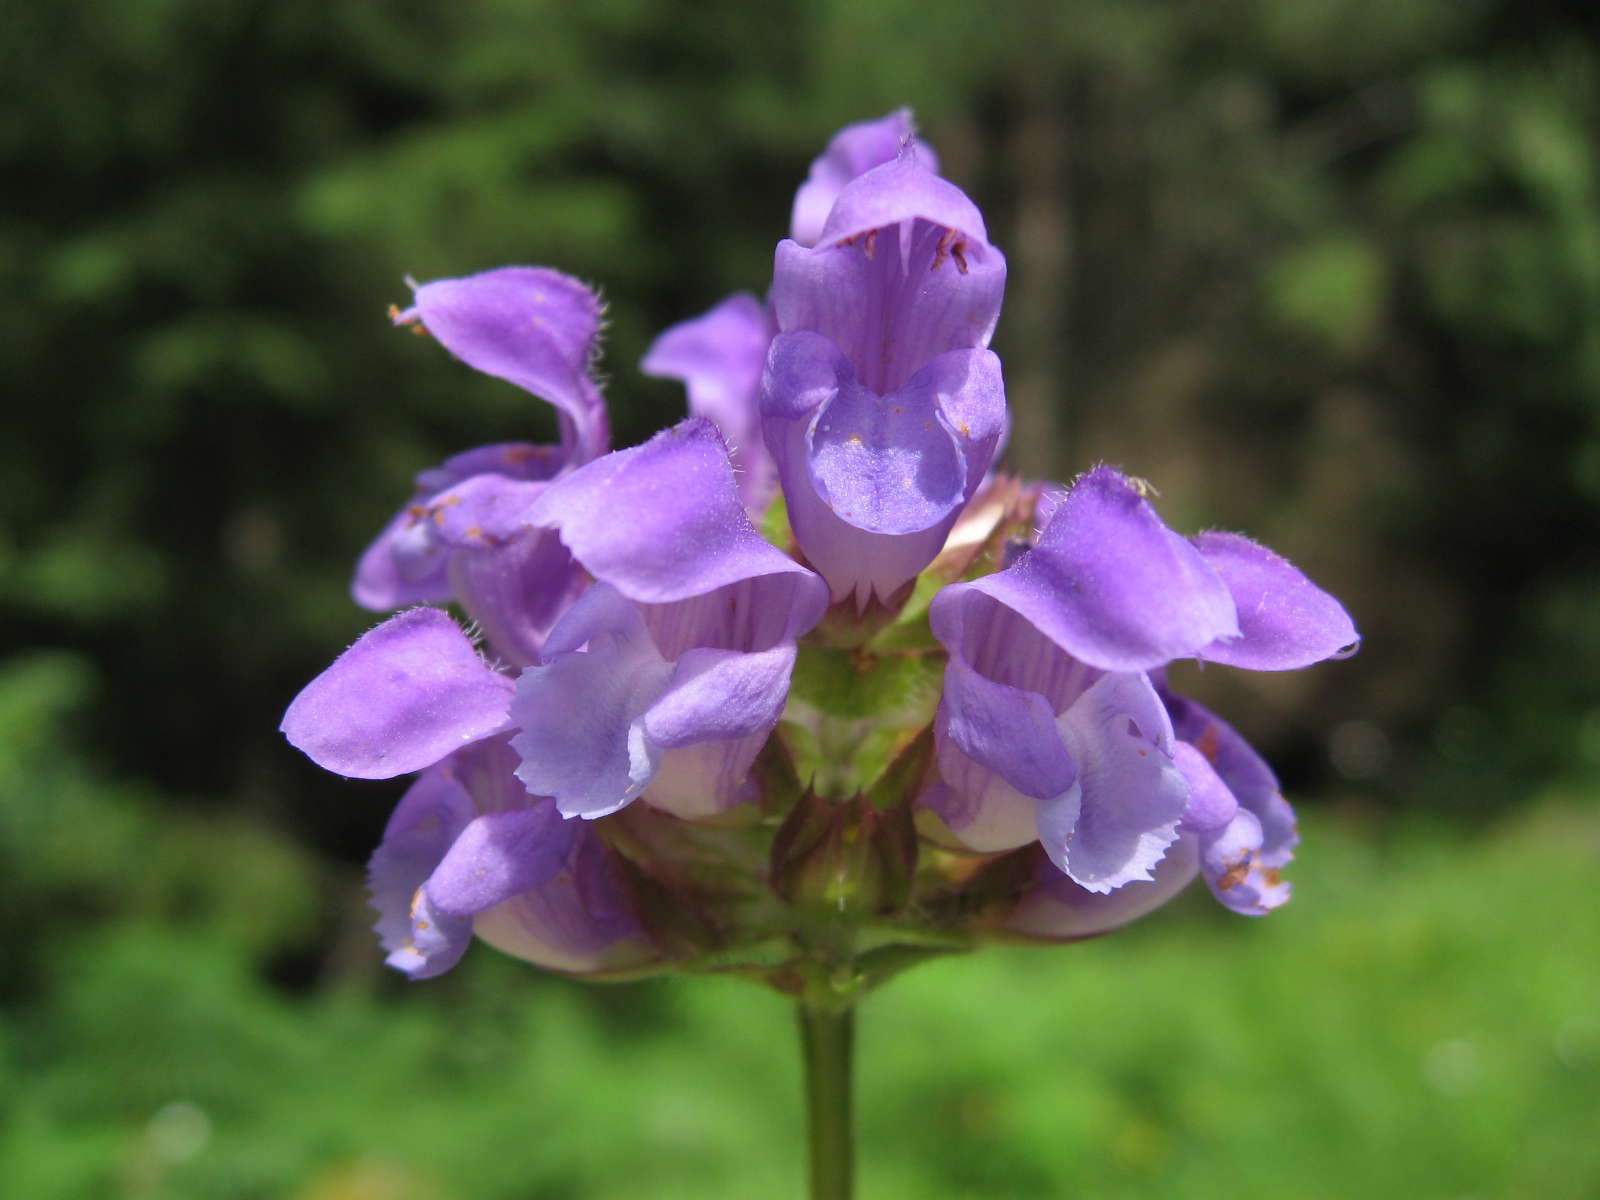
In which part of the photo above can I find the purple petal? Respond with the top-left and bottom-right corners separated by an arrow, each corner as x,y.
473,826 -> 651,973
529,419 -> 827,626
1193,531 -> 1360,670
790,109 -> 939,247
938,660 -> 1076,802
1172,741 -> 1238,834
424,803 -> 576,917
509,585 -> 675,819
1007,834 -> 1200,941
645,733 -> 769,820
447,528 -> 588,669
953,467 -> 1239,673
640,292 -> 777,513
928,711 -> 1055,852
771,224 -> 1007,396
764,335 -> 1005,604
642,644 -> 797,747
1167,693 -> 1298,868
352,442 -> 568,613
1200,808 -> 1291,915
281,608 -> 513,779
817,155 -> 987,249
397,267 -> 608,462
368,762 -> 477,979
1039,672 -> 1188,893
352,505 -> 455,611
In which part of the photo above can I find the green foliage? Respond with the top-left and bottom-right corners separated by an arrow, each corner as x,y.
3,803 -> 1596,1198
4,2 -> 1600,1196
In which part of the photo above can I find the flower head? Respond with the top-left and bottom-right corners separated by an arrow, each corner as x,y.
285,112 -> 1358,985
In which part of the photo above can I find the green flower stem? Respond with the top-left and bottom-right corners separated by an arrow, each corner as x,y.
798,1000 -> 855,1200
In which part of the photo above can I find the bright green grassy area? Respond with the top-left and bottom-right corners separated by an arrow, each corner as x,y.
4,796 -> 1595,1200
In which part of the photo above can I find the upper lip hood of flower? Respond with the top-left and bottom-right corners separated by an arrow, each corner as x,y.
814,152 -> 989,257
789,108 -> 940,248
392,266 -> 610,465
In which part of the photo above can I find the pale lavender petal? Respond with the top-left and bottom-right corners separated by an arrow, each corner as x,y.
509,586 -> 675,819
640,292 -> 777,513
389,888 -> 473,980
1193,531 -> 1360,670
1039,672 -> 1188,893
957,467 -> 1239,673
397,267 -> 608,462
645,732 -> 768,820
790,109 -> 938,247
1007,834 -> 1200,941
424,803 -> 576,917
368,762 -> 476,979
928,712 -> 1053,852
281,608 -> 513,779
642,644 -> 797,747
529,418 -> 827,623
1200,808 -> 1291,915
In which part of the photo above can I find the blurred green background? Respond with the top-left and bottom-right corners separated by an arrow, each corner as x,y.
4,0 -> 1599,1196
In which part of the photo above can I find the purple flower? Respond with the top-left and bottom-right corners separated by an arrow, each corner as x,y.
354,267 -> 607,665
283,419 -> 827,823
369,735 -> 653,978
640,293 -> 777,514
763,153 -> 1009,606
642,111 -> 931,519
925,466 -> 1356,906
513,419 -> 828,819
788,108 -> 939,249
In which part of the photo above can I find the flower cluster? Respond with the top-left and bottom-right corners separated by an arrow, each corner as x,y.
284,111 -> 1356,990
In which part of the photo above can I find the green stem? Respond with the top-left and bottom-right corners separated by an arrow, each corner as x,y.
797,1001 -> 855,1200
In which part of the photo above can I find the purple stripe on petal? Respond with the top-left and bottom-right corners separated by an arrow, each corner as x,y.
1193,531 -> 1360,670
771,225 -> 1006,396
281,608 -> 513,779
